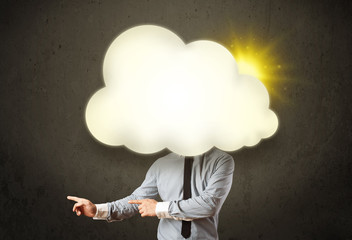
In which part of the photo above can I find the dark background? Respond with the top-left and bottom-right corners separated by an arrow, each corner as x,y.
1,0 -> 351,239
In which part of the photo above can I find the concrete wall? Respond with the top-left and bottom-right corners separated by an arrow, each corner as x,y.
1,0 -> 351,239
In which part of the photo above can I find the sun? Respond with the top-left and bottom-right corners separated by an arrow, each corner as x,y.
228,34 -> 285,99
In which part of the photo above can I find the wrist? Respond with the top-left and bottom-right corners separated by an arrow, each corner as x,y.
93,204 -> 97,217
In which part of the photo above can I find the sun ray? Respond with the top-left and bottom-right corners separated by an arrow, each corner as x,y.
225,32 -> 288,101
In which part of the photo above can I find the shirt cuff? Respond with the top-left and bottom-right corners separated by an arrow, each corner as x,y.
93,203 -> 109,220
155,201 -> 171,219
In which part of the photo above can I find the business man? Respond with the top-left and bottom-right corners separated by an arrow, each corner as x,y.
68,148 -> 234,239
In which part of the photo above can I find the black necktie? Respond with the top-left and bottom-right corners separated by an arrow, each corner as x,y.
181,156 -> 193,239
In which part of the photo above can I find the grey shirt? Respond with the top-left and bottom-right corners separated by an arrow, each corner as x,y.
105,148 -> 234,240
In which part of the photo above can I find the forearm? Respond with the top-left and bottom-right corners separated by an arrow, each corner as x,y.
93,194 -> 140,222
156,200 -> 216,221
157,179 -> 233,220
106,194 -> 141,222
95,192 -> 159,222
169,187 -> 230,220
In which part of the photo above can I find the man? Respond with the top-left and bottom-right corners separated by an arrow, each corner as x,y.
67,148 -> 234,239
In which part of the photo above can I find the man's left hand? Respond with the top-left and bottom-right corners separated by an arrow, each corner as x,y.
129,199 -> 157,217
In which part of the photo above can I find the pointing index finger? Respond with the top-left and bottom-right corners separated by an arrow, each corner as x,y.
128,200 -> 143,204
67,196 -> 81,202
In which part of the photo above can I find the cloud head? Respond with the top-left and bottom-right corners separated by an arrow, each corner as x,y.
85,25 -> 278,156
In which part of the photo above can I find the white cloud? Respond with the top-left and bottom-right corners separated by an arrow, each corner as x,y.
85,25 -> 278,156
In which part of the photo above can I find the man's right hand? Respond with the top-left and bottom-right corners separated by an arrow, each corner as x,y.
67,196 -> 97,217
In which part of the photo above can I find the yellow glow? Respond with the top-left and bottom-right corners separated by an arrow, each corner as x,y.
228,34 -> 285,99
237,58 -> 261,78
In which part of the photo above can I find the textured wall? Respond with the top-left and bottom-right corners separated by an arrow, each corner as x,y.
1,0 -> 351,239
